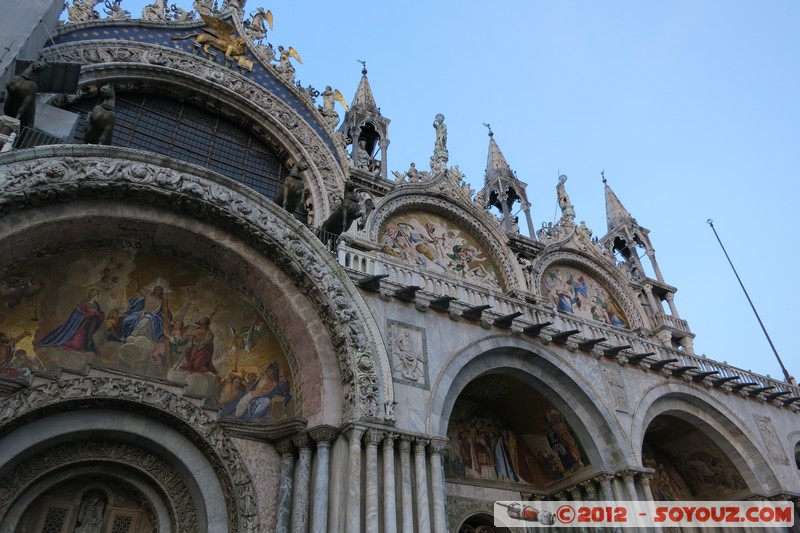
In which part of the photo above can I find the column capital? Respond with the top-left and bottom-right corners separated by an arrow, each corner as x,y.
413,438 -> 430,455
638,471 -> 654,486
309,425 -> 338,445
597,473 -> 615,486
428,437 -> 450,457
275,438 -> 294,456
345,425 -> 366,442
382,432 -> 398,447
398,435 -> 413,452
291,433 -> 313,450
364,428 -> 383,446
620,469 -> 636,484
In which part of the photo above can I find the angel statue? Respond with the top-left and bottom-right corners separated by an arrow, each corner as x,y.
319,86 -> 347,128
275,45 -> 302,84
243,7 -> 272,44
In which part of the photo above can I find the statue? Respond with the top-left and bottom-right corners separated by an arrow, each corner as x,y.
244,7 -> 272,44
321,189 -> 371,237
75,496 -> 104,533
275,45 -> 302,84
274,159 -> 308,214
354,140 -> 371,170
103,0 -> 131,19
141,0 -> 168,20
3,61 -> 47,129
66,0 -> 101,23
83,84 -> 116,145
193,0 -> 214,15
170,4 -> 195,21
406,162 -> 420,183
173,14 -> 248,66
556,174 -> 575,221
433,113 -> 447,153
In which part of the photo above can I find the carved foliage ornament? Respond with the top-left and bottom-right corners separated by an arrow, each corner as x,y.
0,151 -> 388,421
0,376 -> 255,531
38,40 -> 346,211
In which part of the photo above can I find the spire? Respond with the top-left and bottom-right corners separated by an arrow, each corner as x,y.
349,61 -> 378,112
483,125 -> 513,186
604,172 -> 633,232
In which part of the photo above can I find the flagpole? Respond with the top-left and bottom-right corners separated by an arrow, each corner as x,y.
707,219 -> 794,384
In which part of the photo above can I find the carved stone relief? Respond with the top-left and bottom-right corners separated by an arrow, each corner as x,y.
387,320 -> 428,388
754,416 -> 790,465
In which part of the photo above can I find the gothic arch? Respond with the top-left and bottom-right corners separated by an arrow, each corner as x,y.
39,40 -> 348,222
429,335 -> 630,471
631,383 -> 782,495
367,191 -> 525,292
531,249 -> 648,330
0,147 -> 393,423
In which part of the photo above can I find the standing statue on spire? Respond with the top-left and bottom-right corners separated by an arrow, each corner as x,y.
556,174 -> 576,223
432,113 -> 449,173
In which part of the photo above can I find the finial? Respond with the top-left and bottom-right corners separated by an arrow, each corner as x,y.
601,169 -> 606,184
482,122 -> 493,137
357,59 -> 367,75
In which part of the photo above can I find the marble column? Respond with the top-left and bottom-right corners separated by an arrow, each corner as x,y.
364,429 -> 382,532
382,433 -> 398,533
290,434 -> 312,533
275,439 -> 295,533
598,474 -> 621,533
569,487 -> 588,533
414,439 -> 431,532
309,427 -> 337,533
621,471 -> 641,533
428,439 -> 448,533
638,472 -> 662,533
346,426 -> 365,533
399,436 -> 414,533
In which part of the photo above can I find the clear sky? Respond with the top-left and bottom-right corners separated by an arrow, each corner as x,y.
64,1 -> 799,382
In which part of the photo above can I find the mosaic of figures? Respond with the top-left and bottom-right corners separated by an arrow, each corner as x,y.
0,250 -> 294,423
643,443 -> 748,500
446,402 -> 589,486
379,212 -> 501,289
542,265 -> 626,327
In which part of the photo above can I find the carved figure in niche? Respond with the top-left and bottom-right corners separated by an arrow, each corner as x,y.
355,139 -> 371,170
392,328 -> 424,382
219,361 -> 291,421
36,288 -> 105,354
103,0 -> 131,19
75,495 -> 104,533
83,84 -> 116,145
274,159 -> 309,214
173,14 -> 248,63
3,60 -> 46,129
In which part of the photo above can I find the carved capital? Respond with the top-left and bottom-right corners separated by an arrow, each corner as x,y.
398,435 -> 413,453
364,428 -> 383,446
346,425 -> 365,444
275,438 -> 295,456
428,437 -> 450,457
309,425 -> 338,446
291,433 -> 312,451
413,438 -> 429,455
382,432 -> 398,448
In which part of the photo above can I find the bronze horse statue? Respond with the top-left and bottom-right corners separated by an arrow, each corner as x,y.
274,159 -> 309,214
83,84 -> 116,145
3,60 -> 47,128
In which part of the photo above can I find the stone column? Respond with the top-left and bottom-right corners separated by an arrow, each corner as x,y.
643,283 -> 660,315
569,487 -> 588,533
379,138 -> 390,179
522,201 -> 535,237
309,427 -> 337,533
428,438 -> 448,533
665,293 -> 679,317
638,472 -> 662,533
621,471 -> 642,533
414,439 -> 431,532
399,436 -> 414,533
364,429 -> 382,532
345,426 -> 365,533
382,433 -> 398,533
598,474 -> 621,533
291,434 -> 312,533
646,249 -> 665,283
275,439 -> 295,533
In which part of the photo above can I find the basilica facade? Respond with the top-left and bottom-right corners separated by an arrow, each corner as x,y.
0,1 -> 798,532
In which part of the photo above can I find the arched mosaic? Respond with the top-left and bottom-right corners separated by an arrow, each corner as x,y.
541,264 -> 627,327
379,212 -> 502,289
0,250 -> 294,423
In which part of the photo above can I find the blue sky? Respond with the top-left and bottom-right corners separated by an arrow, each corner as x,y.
66,1 -> 799,382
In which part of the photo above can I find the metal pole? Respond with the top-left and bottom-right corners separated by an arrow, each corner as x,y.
707,219 -> 794,383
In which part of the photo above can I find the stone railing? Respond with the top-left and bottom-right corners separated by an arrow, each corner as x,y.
338,242 -> 800,404
651,311 -> 691,333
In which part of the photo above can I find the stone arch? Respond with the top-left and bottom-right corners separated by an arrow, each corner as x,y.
0,377 -> 259,531
531,249 -> 647,330
39,40 -> 348,223
0,148 -> 393,423
631,382 -> 782,495
429,335 -> 630,472
367,192 -> 525,292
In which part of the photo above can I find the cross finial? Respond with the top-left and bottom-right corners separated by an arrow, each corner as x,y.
601,169 -> 606,184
